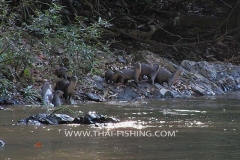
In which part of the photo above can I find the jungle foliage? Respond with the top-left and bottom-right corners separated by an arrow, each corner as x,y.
0,0 -> 240,104
0,1 -> 107,103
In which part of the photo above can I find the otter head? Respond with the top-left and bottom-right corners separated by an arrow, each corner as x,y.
70,76 -> 78,82
55,67 -> 68,77
135,62 -> 141,69
153,63 -> 159,72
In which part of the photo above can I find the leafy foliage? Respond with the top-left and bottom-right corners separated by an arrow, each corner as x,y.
0,78 -> 17,101
21,85 -> 41,102
0,1 -> 107,103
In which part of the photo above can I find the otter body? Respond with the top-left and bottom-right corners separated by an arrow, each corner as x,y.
41,82 -> 53,105
55,76 -> 78,100
52,90 -> 64,106
54,67 -> 69,79
116,69 -> 135,84
136,63 -> 159,85
105,70 -> 114,83
134,63 -> 141,85
155,67 -> 182,86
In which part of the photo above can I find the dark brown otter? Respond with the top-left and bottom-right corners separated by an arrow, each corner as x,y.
52,90 -> 64,107
136,63 -> 159,85
55,76 -> 78,100
111,70 -> 124,83
41,82 -> 53,105
54,67 -> 69,79
155,67 -> 182,86
114,69 -> 135,84
105,69 -> 114,83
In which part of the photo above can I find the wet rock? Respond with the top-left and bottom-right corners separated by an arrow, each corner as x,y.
86,93 -> 104,102
0,106 -> 12,111
181,60 -> 240,95
0,140 -> 5,146
0,106 -> 6,110
0,98 -> 18,105
17,112 -> 120,125
92,75 -> 104,82
78,92 -> 104,102
17,113 -> 74,125
117,86 -> 141,100
83,112 -> 107,124
159,88 -> 174,98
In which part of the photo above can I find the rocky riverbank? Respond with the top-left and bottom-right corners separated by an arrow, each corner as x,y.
67,50 -> 240,103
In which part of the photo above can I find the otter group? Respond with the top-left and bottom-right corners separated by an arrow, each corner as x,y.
41,67 -> 78,107
105,62 -> 182,86
41,63 -> 181,106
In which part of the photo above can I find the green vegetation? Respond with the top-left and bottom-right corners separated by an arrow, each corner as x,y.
0,0 -> 239,104
0,78 -> 17,101
21,85 -> 41,102
0,1 -> 107,103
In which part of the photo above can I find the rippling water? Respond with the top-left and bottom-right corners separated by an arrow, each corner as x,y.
1,93 -> 240,159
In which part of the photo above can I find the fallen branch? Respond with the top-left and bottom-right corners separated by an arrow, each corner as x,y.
223,55 -> 240,63
0,44 -> 10,56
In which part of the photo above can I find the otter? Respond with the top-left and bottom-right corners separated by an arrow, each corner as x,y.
114,69 -> 135,84
52,90 -> 64,107
155,67 -> 182,86
105,70 -> 123,84
105,69 -> 119,83
54,67 -> 69,79
134,62 -> 141,85
41,82 -> 53,105
55,76 -> 78,100
105,69 -> 114,83
135,63 -> 159,85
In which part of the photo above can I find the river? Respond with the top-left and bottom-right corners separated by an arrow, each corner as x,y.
0,92 -> 240,160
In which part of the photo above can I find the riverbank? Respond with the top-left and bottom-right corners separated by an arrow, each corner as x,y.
1,49 -> 240,106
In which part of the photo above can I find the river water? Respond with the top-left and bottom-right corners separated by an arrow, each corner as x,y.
0,93 -> 240,160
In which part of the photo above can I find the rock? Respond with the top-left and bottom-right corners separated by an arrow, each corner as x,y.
92,75 -> 104,82
17,112 -> 120,125
74,54 -> 240,101
0,106 -> 6,110
0,106 -> 12,111
0,140 -> 5,146
78,92 -> 104,102
17,113 -> 74,125
0,98 -> 18,105
159,88 -> 174,98
181,60 -> 240,95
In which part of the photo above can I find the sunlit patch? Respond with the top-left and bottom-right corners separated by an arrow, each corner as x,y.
105,100 -> 148,107
132,112 -> 142,115
177,120 -> 211,128
174,109 -> 206,113
94,121 -> 146,130
66,124 -> 81,127
162,109 -> 207,116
